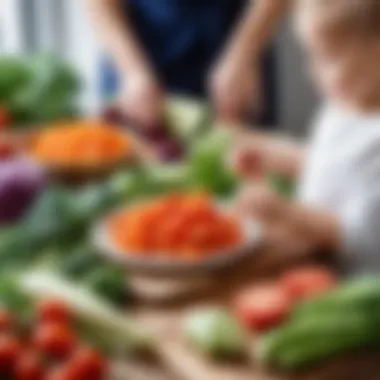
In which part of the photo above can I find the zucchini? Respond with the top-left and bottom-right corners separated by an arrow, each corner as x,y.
294,276 -> 380,318
258,310 -> 380,370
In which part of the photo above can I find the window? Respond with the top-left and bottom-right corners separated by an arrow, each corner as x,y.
1,0 -> 101,112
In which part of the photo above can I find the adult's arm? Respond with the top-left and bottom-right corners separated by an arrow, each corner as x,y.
85,0 -> 163,126
85,0 -> 151,76
211,0 -> 290,122
227,0 -> 290,63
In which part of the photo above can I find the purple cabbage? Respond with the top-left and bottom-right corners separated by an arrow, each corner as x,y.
0,157 -> 47,225
101,105 -> 185,162
155,139 -> 185,162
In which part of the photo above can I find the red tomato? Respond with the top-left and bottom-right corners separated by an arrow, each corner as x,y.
33,323 -> 77,359
0,142 -> 15,160
0,334 -> 23,372
46,366 -> 76,380
37,300 -> 70,324
15,351 -> 45,380
281,266 -> 337,301
0,310 -> 13,331
67,347 -> 108,379
234,283 -> 291,332
0,106 -> 10,128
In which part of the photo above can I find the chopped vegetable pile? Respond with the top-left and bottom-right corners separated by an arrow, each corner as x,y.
109,192 -> 242,259
32,121 -> 132,169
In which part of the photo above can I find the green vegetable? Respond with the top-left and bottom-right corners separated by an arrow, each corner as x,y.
20,269 -> 152,354
189,128 -> 237,197
295,276 -> 380,318
165,96 -> 211,143
84,266 -> 131,308
138,164 -> 192,196
0,57 -> 31,103
61,245 -> 104,280
184,308 -> 246,359
60,244 -> 132,308
0,275 -> 32,317
258,277 -> 380,370
0,175 -> 137,272
258,310 -> 380,370
10,54 -> 81,125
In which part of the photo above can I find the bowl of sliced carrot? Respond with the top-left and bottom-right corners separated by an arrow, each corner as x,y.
30,120 -> 135,184
93,192 -> 261,277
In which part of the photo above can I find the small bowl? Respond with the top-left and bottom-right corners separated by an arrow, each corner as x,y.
92,209 -> 262,278
27,128 -> 138,186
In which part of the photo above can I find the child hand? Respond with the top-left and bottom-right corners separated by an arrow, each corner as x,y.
229,134 -> 266,180
235,183 -> 286,223
121,69 -> 164,128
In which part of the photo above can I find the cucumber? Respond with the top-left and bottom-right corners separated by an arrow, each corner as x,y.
258,310 -> 378,369
276,326 -> 377,370
294,276 -> 380,318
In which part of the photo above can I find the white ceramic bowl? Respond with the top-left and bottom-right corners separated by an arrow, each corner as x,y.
92,208 -> 262,278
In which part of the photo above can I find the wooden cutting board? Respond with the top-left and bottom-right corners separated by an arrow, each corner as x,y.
135,303 -> 380,380
130,247 -> 380,380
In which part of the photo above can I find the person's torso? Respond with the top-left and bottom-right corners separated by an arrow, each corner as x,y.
125,0 -> 246,95
298,103 -> 380,214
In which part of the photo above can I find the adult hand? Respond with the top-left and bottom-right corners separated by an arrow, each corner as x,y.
121,69 -> 164,127
209,54 -> 262,123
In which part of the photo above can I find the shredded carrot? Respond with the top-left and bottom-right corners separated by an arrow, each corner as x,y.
32,120 -> 132,168
109,193 -> 243,260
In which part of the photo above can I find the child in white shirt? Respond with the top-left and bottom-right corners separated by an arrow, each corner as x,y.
232,0 -> 380,273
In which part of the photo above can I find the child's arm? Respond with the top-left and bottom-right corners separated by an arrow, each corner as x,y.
236,183 -> 341,257
231,130 -> 307,179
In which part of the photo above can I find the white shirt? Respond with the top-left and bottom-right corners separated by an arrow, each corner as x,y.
299,103 -> 380,273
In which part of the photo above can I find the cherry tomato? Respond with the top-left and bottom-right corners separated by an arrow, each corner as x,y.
0,334 -> 23,372
68,347 -> 108,379
33,323 -> 77,359
46,366 -> 75,380
281,266 -> 337,301
0,310 -> 13,331
0,141 -> 15,160
37,300 -> 70,324
15,351 -> 45,380
0,106 -> 10,128
234,283 -> 292,332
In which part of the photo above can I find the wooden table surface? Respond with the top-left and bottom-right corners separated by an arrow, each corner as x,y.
123,246 -> 380,380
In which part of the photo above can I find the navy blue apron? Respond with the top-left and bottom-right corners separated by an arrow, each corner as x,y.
101,0 -> 277,125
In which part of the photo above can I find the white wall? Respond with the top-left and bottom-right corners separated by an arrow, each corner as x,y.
64,0 -> 101,113
277,23 -> 319,135
0,0 -> 24,54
